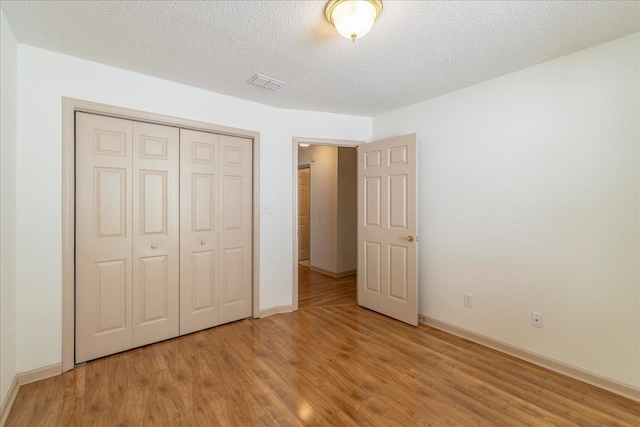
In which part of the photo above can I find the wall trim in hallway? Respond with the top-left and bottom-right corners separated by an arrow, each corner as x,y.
309,266 -> 356,278
258,305 -> 293,318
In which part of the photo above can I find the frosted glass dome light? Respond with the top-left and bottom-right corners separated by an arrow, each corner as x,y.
325,0 -> 383,42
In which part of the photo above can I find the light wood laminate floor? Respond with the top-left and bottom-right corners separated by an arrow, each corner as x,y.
6,272 -> 639,426
298,265 -> 356,309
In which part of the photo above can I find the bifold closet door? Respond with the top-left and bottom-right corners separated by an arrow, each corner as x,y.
76,113 -> 134,363
180,129 -> 252,335
76,113 -> 180,363
218,134 -> 253,324
132,122 -> 180,347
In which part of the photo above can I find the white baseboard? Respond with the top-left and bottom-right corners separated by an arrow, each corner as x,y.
259,304 -> 293,318
420,315 -> 640,402
335,269 -> 357,278
0,362 -> 65,425
16,363 -> 62,386
309,265 -> 356,278
0,376 -> 19,427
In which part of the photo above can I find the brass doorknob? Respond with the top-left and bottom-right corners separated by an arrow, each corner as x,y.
407,235 -> 415,242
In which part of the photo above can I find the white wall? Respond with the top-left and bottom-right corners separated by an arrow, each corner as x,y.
299,145 -> 339,273
0,9 -> 18,405
337,147 -> 357,273
373,33 -> 640,388
15,45 -> 371,373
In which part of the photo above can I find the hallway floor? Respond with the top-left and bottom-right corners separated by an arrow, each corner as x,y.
298,265 -> 356,309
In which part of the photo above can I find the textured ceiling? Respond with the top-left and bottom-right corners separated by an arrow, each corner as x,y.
2,1 -> 638,116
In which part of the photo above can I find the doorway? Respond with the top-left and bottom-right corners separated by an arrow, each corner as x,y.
292,138 -> 361,310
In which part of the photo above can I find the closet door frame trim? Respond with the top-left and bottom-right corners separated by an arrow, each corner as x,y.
62,97 -> 261,372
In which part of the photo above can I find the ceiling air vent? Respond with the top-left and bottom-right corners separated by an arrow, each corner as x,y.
248,74 -> 285,91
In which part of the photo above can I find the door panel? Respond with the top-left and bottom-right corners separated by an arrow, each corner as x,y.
180,129 -> 220,334
140,170 -> 167,235
218,135 -> 253,325
139,255 -> 168,322
132,122 -> 179,347
388,245 -> 408,301
364,242 -> 381,293
389,174 -> 407,228
223,175 -> 243,231
94,259 -> 127,333
358,134 -> 418,326
76,113 -> 133,363
298,168 -> 310,260
222,248 -> 243,303
95,167 -> 127,237
192,173 -> 216,232
192,250 -> 216,312
365,176 -> 381,227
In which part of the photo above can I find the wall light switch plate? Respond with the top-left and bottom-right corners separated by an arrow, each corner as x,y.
261,203 -> 272,213
531,312 -> 543,328
464,294 -> 472,308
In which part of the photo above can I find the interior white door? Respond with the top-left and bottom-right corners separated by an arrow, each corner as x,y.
218,135 -> 253,325
180,130 -> 253,334
357,134 -> 418,326
298,168 -> 310,260
132,121 -> 180,347
76,113 -> 133,363
180,129 -> 221,335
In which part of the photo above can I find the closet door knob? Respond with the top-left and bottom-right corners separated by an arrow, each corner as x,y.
151,244 -> 157,249
201,240 -> 206,245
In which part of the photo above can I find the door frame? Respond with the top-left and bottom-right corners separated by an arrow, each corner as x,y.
291,137 -> 363,311
62,97 -> 261,372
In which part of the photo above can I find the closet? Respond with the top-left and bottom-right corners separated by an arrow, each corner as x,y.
75,112 -> 252,363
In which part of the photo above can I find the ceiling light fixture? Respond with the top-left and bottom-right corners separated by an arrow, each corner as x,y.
325,0 -> 383,42
299,143 -> 310,147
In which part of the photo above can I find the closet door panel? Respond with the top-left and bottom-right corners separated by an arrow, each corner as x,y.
180,129 -> 220,335
219,135 -> 253,324
76,113 -> 133,363
132,122 -> 180,347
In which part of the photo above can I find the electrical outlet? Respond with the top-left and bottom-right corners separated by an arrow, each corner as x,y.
464,294 -> 472,308
261,203 -> 272,213
531,312 -> 543,328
